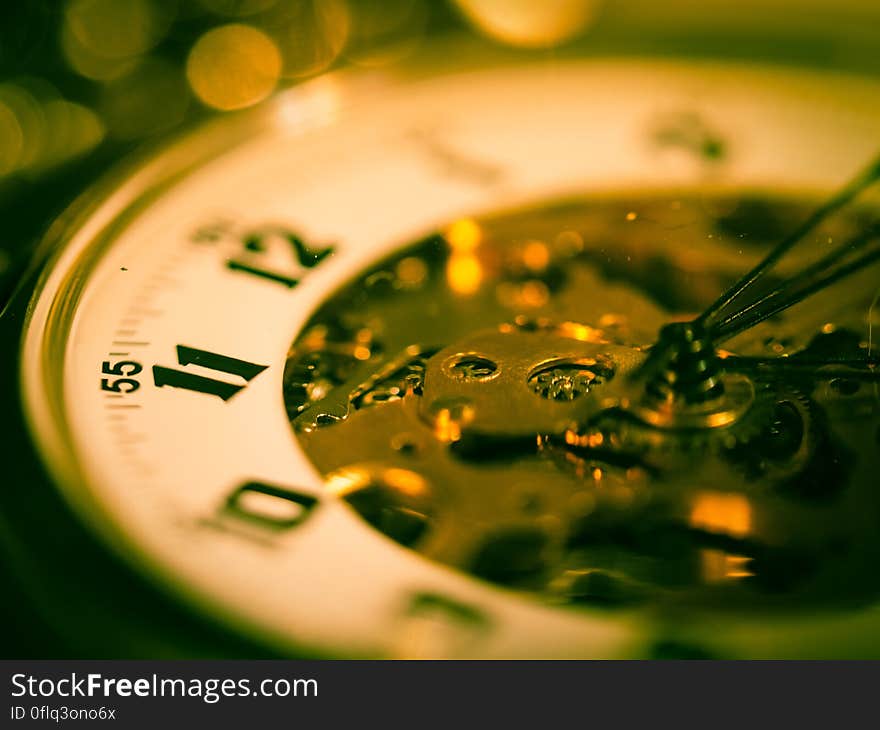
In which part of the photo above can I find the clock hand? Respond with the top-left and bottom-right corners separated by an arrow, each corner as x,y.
630,154 -> 880,402
696,153 -> 880,331
721,355 -> 879,381
711,219 -> 880,332
712,223 -> 880,343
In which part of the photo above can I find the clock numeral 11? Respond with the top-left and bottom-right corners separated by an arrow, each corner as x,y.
152,345 -> 267,401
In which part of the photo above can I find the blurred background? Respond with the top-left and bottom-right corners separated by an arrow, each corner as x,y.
2,0 -> 880,307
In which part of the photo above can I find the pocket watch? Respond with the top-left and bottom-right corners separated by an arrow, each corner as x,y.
3,0 -> 880,658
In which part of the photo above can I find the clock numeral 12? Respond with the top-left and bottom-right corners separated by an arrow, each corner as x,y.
152,345 -> 267,401
227,229 -> 334,288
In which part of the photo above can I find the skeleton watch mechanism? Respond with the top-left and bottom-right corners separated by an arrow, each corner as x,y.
287,187 -> 880,614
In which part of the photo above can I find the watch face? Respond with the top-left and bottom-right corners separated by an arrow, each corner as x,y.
19,56 -> 880,658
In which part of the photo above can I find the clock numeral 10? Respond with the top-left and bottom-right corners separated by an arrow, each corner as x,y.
152,345 -> 267,401
224,481 -> 318,530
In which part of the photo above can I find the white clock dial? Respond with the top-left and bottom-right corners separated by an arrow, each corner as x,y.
21,57 -> 880,658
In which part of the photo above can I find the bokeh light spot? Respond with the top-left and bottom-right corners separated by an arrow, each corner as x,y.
0,81 -> 105,179
0,101 -> 25,176
187,24 -> 282,111
65,0 -> 168,59
61,22 -> 141,81
271,0 -> 350,79
447,253 -> 483,295
344,0 -> 426,67
446,219 -> 482,253
37,99 -> 105,173
454,0 -> 600,48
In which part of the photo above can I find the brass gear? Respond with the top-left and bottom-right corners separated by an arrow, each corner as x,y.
551,378 -> 812,475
